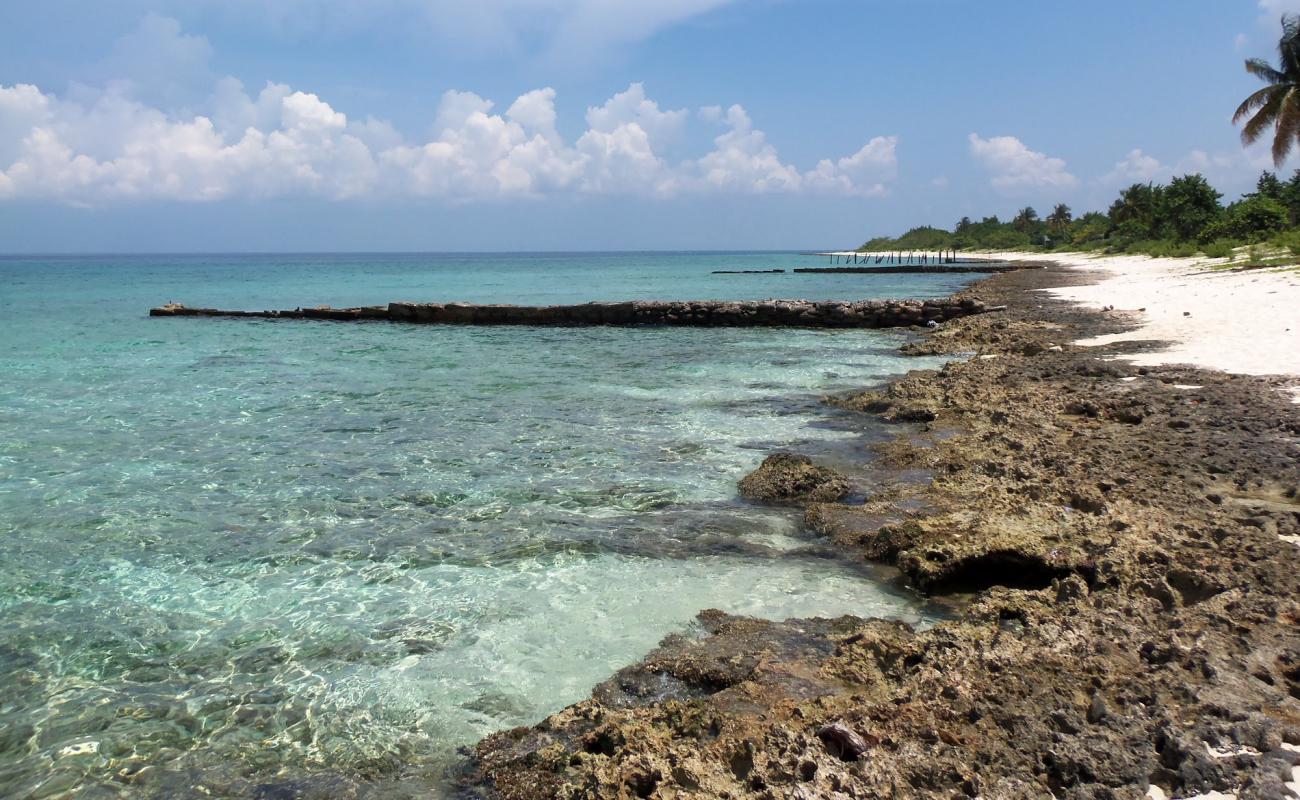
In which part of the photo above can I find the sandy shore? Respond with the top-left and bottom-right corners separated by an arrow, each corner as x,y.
976,251 -> 1300,386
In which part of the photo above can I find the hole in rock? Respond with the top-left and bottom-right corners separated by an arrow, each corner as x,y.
627,770 -> 661,798
924,550 -> 1073,594
1165,570 -> 1224,607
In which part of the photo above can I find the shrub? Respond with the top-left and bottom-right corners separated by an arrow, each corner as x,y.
1270,228 -> 1300,256
981,228 -> 1032,250
1199,196 -> 1287,244
1127,239 -> 1198,258
893,226 -> 954,250
860,236 -> 896,251
1200,239 -> 1240,259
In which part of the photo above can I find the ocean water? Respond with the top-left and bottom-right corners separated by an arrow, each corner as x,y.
0,252 -> 971,798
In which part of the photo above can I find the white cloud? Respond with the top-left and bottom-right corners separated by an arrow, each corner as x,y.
348,115 -> 405,152
1090,142 -> 1290,199
693,105 -> 802,193
432,90 -> 496,136
507,88 -> 560,139
0,84 -> 53,166
0,65 -> 898,205
1171,146 -> 1279,195
281,91 -> 346,131
803,136 -> 898,197
585,83 -> 687,150
209,78 -> 293,137
1100,148 -> 1167,185
576,123 -> 671,195
698,105 -> 724,124
968,133 -> 1078,192
1259,0 -> 1300,18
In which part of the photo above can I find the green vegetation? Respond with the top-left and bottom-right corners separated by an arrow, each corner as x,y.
857,170 -> 1300,263
1233,14 -> 1300,167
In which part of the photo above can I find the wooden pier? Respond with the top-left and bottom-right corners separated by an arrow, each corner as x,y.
810,249 -> 964,266
794,263 -> 1036,275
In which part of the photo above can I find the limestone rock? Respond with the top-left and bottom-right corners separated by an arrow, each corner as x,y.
738,453 -> 850,505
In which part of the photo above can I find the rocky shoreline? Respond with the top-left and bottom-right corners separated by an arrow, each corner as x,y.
464,264 -> 1300,798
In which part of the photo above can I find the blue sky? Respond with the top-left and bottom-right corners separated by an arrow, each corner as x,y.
0,0 -> 1296,251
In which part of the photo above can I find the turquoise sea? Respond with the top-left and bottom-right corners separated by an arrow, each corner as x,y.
0,252 -> 972,798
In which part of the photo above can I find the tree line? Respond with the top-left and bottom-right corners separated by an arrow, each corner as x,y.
859,171 -> 1300,259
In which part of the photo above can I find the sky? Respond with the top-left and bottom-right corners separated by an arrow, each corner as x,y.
1,0 -> 1298,252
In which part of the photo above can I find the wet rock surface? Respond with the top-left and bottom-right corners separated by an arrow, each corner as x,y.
738,453 -> 851,505
466,265 -> 1300,799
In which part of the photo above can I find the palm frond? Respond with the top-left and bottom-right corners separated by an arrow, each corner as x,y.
1271,88 -> 1300,166
1242,88 -> 1287,146
1245,57 -> 1287,84
1280,15 -> 1300,75
1235,85 -> 1283,126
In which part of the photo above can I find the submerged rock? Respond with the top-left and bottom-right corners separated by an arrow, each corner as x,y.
737,453 -> 850,505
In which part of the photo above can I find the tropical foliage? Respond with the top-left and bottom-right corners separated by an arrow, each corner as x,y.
1234,14 -> 1300,166
858,170 -> 1300,259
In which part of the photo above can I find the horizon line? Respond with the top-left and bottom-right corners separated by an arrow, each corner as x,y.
0,249 -> 837,258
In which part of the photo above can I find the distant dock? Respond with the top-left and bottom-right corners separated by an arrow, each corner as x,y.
791,250 -> 1048,274
808,249 -> 963,266
794,264 -> 1035,274
150,297 -> 993,329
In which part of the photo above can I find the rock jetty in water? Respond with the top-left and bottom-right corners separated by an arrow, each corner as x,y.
150,297 -> 990,328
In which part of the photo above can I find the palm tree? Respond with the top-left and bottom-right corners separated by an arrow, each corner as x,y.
1109,183 -> 1160,227
1046,203 -> 1072,232
1012,206 -> 1039,234
1234,15 -> 1300,166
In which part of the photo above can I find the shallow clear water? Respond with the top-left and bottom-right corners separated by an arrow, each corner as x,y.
0,252 -> 969,798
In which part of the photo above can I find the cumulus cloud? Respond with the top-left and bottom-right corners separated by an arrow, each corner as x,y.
1171,146 -> 1279,195
585,83 -> 687,150
0,79 -> 897,204
1099,148 -> 1168,185
1089,142 -> 1287,198
968,133 -> 1078,191
687,107 -> 896,197
693,105 -> 801,192
803,136 -> 898,197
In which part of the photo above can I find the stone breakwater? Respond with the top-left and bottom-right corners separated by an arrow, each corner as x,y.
149,297 -> 991,328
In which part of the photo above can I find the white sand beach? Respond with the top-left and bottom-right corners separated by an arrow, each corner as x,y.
953,251 -> 1300,386
1030,252 -> 1298,378
824,249 -> 1300,381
